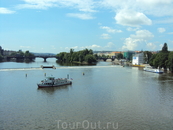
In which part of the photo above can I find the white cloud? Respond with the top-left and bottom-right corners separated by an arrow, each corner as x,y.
66,13 -> 94,20
90,44 -> 101,49
122,30 -> 154,50
61,0 -> 96,12
100,26 -> 122,33
83,44 -> 101,50
13,0 -> 173,23
68,43 -> 116,51
168,32 -> 173,34
157,28 -> 166,33
0,7 -> 15,14
17,0 -> 96,12
101,33 -> 111,39
101,0 -> 173,17
17,0 -> 57,9
65,44 -> 101,51
105,42 -> 116,48
100,0 -> 129,10
146,43 -> 156,50
130,30 -> 154,40
137,0 -> 172,5
155,18 -> 173,24
65,46 -> 79,50
20,46 -> 31,49
136,0 -> 173,16
122,38 -> 139,50
127,27 -> 139,32
115,9 -> 152,27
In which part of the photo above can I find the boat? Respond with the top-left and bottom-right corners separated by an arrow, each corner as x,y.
143,66 -> 163,74
37,77 -> 72,88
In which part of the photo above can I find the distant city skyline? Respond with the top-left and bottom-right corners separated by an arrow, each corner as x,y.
1,0 -> 173,53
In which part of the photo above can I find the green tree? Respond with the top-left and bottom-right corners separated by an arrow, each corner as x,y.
0,54 -> 3,61
56,52 -> 67,61
10,50 -> 24,57
70,49 -> 74,55
94,54 -> 98,60
79,54 -> 84,62
84,54 -> 96,63
101,54 -> 110,59
161,43 -> 168,52
168,51 -> 173,72
158,43 -> 169,70
24,50 -> 34,57
149,44 -> 169,70
88,49 -> 93,55
149,54 -> 157,66
117,53 -> 123,60
71,52 -> 79,61
17,50 -> 24,57
153,52 -> 169,70
56,49 -> 97,64
144,51 -> 153,63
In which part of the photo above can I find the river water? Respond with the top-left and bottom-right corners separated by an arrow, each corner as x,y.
0,58 -> 173,130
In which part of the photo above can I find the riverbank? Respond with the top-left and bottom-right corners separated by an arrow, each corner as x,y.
1,57 -> 35,62
56,61 -> 97,66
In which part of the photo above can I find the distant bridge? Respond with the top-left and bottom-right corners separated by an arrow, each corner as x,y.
6,55 -> 56,62
97,57 -> 115,62
35,55 -> 56,62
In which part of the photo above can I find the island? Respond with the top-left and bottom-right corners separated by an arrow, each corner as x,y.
56,49 -> 97,65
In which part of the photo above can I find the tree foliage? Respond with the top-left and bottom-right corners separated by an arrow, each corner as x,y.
56,49 -> 97,64
144,51 -> 153,63
149,43 -> 173,72
161,43 -> 168,52
149,52 -> 169,70
168,52 -> 173,72
85,54 -> 96,63
11,50 -> 24,57
149,54 -> 157,67
153,52 -> 168,69
117,53 -> 123,60
24,51 -> 34,57
0,54 -> 3,61
10,50 -> 34,57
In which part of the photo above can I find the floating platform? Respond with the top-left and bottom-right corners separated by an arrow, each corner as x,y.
41,65 -> 56,69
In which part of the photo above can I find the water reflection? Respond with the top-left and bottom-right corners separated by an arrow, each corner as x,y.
56,61 -> 97,66
37,85 -> 72,95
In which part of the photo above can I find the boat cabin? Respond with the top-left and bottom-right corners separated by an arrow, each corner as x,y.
46,77 -> 55,81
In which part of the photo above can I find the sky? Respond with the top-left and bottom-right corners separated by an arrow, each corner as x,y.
0,0 -> 173,53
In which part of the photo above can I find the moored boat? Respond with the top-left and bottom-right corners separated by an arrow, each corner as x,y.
143,66 -> 163,74
37,77 -> 72,88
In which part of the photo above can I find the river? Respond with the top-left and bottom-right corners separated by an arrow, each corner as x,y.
0,58 -> 173,130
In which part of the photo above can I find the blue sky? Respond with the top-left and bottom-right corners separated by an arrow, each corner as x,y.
0,0 -> 173,53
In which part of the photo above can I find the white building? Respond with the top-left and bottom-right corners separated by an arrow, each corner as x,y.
132,53 -> 144,65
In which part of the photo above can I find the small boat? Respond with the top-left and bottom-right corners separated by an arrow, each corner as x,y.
37,77 -> 72,88
143,66 -> 163,74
